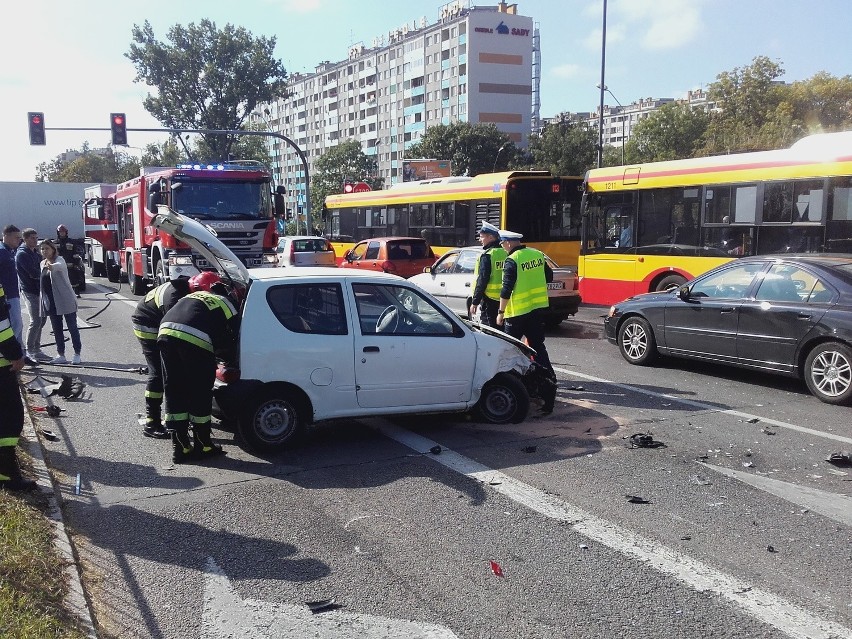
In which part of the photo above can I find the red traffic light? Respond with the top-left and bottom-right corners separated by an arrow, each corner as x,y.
112,114 -> 124,126
28,111 -> 46,145
110,112 -> 127,145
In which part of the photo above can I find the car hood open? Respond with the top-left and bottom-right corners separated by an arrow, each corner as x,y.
152,205 -> 251,289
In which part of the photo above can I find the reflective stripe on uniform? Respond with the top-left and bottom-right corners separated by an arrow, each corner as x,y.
0,437 -> 20,447
159,322 -> 214,352
145,390 -> 164,399
133,323 -> 159,340
189,414 -> 212,424
164,412 -> 189,422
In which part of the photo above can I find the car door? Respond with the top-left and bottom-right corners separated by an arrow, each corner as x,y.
418,250 -> 460,306
737,263 -> 831,372
663,261 -> 766,362
442,249 -> 480,315
349,281 -> 477,409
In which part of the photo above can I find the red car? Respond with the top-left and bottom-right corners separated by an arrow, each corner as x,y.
342,237 -> 436,278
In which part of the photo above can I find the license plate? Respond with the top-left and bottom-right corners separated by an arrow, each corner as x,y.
547,282 -> 565,290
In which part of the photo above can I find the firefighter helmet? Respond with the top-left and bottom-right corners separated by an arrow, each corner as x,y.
57,224 -> 69,234
188,271 -> 222,292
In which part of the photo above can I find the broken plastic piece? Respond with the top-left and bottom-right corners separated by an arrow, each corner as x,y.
626,432 -> 665,449
766,545 -> 777,553
40,429 -> 60,442
306,599 -> 337,613
626,495 -> 650,504
746,418 -> 760,424
429,445 -> 441,455
522,445 -> 537,453
489,560 -> 503,576
826,451 -> 851,467
761,428 -> 776,435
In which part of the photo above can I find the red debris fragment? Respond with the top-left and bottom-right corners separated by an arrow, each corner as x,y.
489,560 -> 503,577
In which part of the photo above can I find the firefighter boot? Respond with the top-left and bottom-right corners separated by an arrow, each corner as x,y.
192,422 -> 225,459
0,446 -> 37,491
143,418 -> 170,440
171,423 -> 196,464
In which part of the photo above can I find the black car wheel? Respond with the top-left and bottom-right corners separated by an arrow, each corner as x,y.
239,388 -> 306,453
804,342 -> 852,405
474,373 -> 530,424
617,316 -> 657,365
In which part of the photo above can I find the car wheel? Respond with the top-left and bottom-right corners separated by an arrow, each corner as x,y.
127,255 -> 146,295
239,388 -> 306,453
155,259 -> 169,286
655,274 -> 687,292
474,373 -> 530,424
617,316 -> 657,365
804,342 -> 852,405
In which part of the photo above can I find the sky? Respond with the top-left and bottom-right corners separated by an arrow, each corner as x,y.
3,0 -> 852,182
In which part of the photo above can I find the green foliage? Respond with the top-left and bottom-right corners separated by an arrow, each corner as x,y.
406,122 -> 512,176
311,139 -> 383,216
126,19 -> 288,161
783,71 -> 852,132
35,144 -> 141,183
527,118 -> 597,175
193,124 -> 272,166
625,103 -> 710,163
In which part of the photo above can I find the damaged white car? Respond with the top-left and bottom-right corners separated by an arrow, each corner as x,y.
153,206 -> 551,453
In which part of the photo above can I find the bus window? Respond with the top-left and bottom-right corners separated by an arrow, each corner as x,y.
827,177 -> 852,252
705,184 -> 757,224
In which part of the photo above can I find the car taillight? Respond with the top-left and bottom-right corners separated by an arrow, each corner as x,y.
573,277 -> 579,291
262,219 -> 277,251
290,242 -> 296,264
381,260 -> 396,273
327,242 -> 336,258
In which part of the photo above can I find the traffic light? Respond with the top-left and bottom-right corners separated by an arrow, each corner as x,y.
110,113 -> 127,145
28,112 -> 45,145
343,180 -> 354,194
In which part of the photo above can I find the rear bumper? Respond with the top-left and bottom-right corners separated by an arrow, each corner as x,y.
547,293 -> 582,320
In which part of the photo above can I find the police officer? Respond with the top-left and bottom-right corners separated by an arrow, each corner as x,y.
158,272 -> 239,463
132,276 -> 192,439
0,279 -> 35,490
468,221 -> 506,328
495,229 -> 556,415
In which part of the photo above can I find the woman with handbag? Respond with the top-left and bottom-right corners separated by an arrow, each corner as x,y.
38,240 -> 82,364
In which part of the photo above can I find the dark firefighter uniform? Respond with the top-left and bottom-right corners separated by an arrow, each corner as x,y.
131,278 -> 191,438
470,225 -> 507,328
0,281 -> 35,490
497,231 -> 557,414
158,291 -> 240,463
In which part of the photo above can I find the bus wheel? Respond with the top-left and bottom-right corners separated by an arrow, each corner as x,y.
617,316 -> 657,365
655,274 -> 686,292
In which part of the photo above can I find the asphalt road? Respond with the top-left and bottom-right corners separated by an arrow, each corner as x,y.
26,279 -> 852,639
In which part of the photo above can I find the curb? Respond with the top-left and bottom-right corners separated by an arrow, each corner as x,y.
20,390 -> 98,638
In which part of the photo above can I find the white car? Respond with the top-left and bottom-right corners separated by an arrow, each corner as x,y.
275,236 -> 337,267
409,246 -> 582,327
153,207 -> 552,453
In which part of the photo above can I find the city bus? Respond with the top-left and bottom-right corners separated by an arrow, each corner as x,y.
579,131 -> 852,306
322,171 -> 584,266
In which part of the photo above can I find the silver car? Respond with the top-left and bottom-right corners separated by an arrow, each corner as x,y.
409,246 -> 582,327
275,236 -> 337,267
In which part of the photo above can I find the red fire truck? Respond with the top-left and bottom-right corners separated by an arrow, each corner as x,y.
83,162 -> 283,294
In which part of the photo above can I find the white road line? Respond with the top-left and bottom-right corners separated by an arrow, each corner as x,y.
375,421 -> 851,639
554,366 -> 852,445
85,281 -> 137,308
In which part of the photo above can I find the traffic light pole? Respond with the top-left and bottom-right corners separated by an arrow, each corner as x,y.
35,125 -> 311,221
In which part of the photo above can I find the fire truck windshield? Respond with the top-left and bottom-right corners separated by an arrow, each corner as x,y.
171,181 -> 270,220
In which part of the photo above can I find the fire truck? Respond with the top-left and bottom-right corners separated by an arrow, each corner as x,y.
83,162 -> 284,294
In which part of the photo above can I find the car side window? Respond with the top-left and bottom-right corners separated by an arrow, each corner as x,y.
267,283 -> 348,335
433,252 -> 459,274
350,243 -> 368,260
690,262 -> 765,299
365,242 -> 380,260
755,265 -> 813,303
456,250 -> 479,274
353,283 -> 456,336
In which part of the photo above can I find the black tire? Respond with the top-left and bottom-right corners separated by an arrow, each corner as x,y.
655,274 -> 687,292
90,250 -> 106,277
804,342 -> 852,405
617,316 -> 657,365
474,372 -> 530,424
106,257 -> 120,283
155,259 -> 169,287
127,255 -> 146,295
239,388 -> 306,453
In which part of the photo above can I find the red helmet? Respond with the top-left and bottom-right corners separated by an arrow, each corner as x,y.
188,271 -> 222,292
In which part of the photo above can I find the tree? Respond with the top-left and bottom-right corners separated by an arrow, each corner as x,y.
406,122 -> 512,176
625,102 -> 710,163
782,71 -> 852,132
126,19 -> 288,162
311,140 -> 383,217
527,118 -> 597,175
35,144 -> 141,183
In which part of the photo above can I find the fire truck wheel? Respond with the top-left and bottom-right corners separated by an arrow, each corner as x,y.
155,260 -> 169,286
127,255 -> 146,295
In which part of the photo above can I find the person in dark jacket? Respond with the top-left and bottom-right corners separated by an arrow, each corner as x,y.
468,221 -> 507,328
0,279 -> 35,491
1,225 -> 24,347
158,273 -> 240,463
15,228 -> 48,363
132,277 -> 192,439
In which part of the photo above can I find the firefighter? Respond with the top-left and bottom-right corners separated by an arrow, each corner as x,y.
495,229 -> 557,415
468,221 -> 506,328
0,279 -> 36,491
131,277 -> 192,439
56,224 -> 85,297
157,272 -> 240,463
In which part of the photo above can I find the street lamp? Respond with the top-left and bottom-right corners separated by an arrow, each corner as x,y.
493,142 -> 510,173
596,84 -> 625,165
597,0 -> 608,168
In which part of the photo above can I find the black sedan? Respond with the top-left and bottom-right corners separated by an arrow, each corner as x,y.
604,254 -> 852,405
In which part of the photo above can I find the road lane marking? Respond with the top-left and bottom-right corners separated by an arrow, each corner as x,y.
86,282 -> 138,308
376,421 -> 851,639
202,557 -> 459,639
554,366 -> 852,445
702,463 -> 852,527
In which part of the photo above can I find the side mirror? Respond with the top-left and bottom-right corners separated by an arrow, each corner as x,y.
423,266 -> 432,274
344,251 -> 353,262
677,285 -> 691,301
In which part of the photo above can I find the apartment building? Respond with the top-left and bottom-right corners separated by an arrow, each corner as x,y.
255,1 -> 539,207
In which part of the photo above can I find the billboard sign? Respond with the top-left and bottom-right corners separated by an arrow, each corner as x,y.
402,160 -> 452,182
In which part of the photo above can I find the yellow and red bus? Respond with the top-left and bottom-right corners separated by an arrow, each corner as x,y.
322,171 -> 584,266
579,131 -> 852,305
